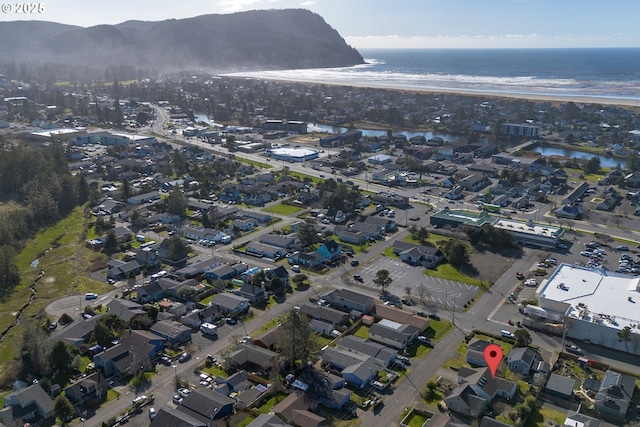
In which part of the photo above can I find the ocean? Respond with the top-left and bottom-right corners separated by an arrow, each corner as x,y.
226,48 -> 640,102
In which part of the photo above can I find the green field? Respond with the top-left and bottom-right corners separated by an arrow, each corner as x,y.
424,264 -> 482,286
0,207 -> 108,378
263,203 -> 305,216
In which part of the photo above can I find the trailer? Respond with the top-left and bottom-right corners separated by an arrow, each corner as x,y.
524,305 -> 548,319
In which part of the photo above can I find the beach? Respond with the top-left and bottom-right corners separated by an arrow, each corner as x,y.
225,73 -> 640,108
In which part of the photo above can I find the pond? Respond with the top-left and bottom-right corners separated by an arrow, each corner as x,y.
533,146 -> 627,169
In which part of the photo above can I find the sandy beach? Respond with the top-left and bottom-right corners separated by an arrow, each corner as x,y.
225,73 -> 640,108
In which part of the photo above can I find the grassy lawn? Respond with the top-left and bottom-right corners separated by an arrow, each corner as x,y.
263,203 -> 305,216
202,364 -> 229,379
353,325 -> 370,339
106,389 -> 120,402
0,207 -> 108,376
235,157 -> 273,169
426,320 -> 453,340
523,407 -> 567,427
405,411 -> 429,427
255,318 -> 281,334
255,392 -> 288,414
424,263 -> 482,286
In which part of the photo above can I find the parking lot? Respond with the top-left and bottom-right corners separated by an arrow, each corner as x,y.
356,256 -> 481,307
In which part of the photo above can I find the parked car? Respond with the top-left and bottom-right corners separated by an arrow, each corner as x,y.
617,245 -> 629,251
132,395 -> 147,405
178,352 -> 191,363
416,311 -> 428,317
350,260 -> 359,267
178,388 -> 191,398
225,317 -> 237,325
565,344 -> 583,355
428,313 -> 441,321
353,275 -> 364,283
172,395 -> 183,405
85,293 -> 98,300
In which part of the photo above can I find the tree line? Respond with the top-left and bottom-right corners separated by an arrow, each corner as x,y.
0,142 -> 88,297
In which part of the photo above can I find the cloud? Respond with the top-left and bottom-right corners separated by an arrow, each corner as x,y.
214,0 -> 283,13
300,0 -> 315,5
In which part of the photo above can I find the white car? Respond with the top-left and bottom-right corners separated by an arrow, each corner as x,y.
178,388 -> 191,398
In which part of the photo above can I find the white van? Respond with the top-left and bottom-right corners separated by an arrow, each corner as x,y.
501,330 -> 515,339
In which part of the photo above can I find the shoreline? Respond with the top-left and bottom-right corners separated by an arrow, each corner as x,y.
224,74 -> 640,108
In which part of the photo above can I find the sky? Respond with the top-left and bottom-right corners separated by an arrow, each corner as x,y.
1,0 -> 639,49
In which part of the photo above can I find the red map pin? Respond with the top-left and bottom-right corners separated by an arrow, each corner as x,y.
483,344 -> 503,378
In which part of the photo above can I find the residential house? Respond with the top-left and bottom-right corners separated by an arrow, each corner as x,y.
205,263 -> 248,281
225,343 -> 278,371
63,372 -> 108,407
335,335 -> 396,368
507,347 -> 541,375
316,240 -> 342,262
445,367 -> 516,418
297,304 -> 349,328
373,304 -> 430,332
247,414 -> 290,427
287,251 -> 325,269
157,239 -> 190,265
93,330 -> 163,377
596,187 -> 621,211
150,320 -> 192,346
180,305 -> 222,330
362,215 -> 397,233
157,277 -> 200,300
334,226 -> 366,245
246,242 -> 286,259
272,392 -> 326,427
321,288 -> 375,315
174,258 -> 221,279
134,247 -> 160,269
458,174 -> 490,192
368,319 -> 420,350
136,281 -> 164,303
595,370 -> 635,421
544,374 -> 575,401
267,266 -> 290,288
322,347 -> 379,388
92,198 -> 125,216
564,411 -> 600,427
466,339 -> 492,367
1,384 -> 54,427
210,293 -> 250,316
55,315 -> 102,347
235,283 -> 266,305
178,388 -> 235,422
259,233 -> 301,250
106,259 -> 141,280
106,299 -> 146,323
349,221 -> 383,241
127,191 -> 161,205
555,204 -> 585,220
392,241 -> 443,268
295,369 -> 352,411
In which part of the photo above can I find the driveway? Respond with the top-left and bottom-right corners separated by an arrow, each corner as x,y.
356,256 -> 480,307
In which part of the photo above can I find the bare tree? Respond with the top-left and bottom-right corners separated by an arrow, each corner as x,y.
416,283 -> 428,303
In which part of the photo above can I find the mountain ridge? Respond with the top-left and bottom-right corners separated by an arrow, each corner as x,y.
0,9 -> 364,74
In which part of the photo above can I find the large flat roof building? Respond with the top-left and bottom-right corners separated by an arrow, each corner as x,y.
267,147 -> 319,162
492,218 -> 564,249
536,263 -> 640,354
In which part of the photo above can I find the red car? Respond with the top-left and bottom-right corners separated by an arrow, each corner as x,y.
516,272 -> 524,280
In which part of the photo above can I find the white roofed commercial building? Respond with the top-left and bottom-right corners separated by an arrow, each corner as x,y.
267,147 -> 319,162
536,263 -> 640,354
492,218 -> 564,249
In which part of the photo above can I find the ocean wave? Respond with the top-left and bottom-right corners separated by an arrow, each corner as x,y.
224,65 -> 640,99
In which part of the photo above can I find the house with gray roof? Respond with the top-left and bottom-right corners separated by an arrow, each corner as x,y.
507,347 -> 541,375
178,388 -> 235,422
445,367 -> 516,418
106,299 -> 146,323
1,384 -> 54,426
259,233 -> 301,250
297,304 -> 349,327
368,320 -> 419,350
210,293 -> 250,316
93,330 -> 162,377
544,373 -> 575,400
564,411 -> 600,427
150,320 -> 192,346
322,288 -> 375,315
466,339 -> 491,367
335,335 -> 396,368
595,370 -> 635,420
55,314 -> 102,347
225,343 -> 278,371
247,413 -> 290,427
63,371 -> 108,408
